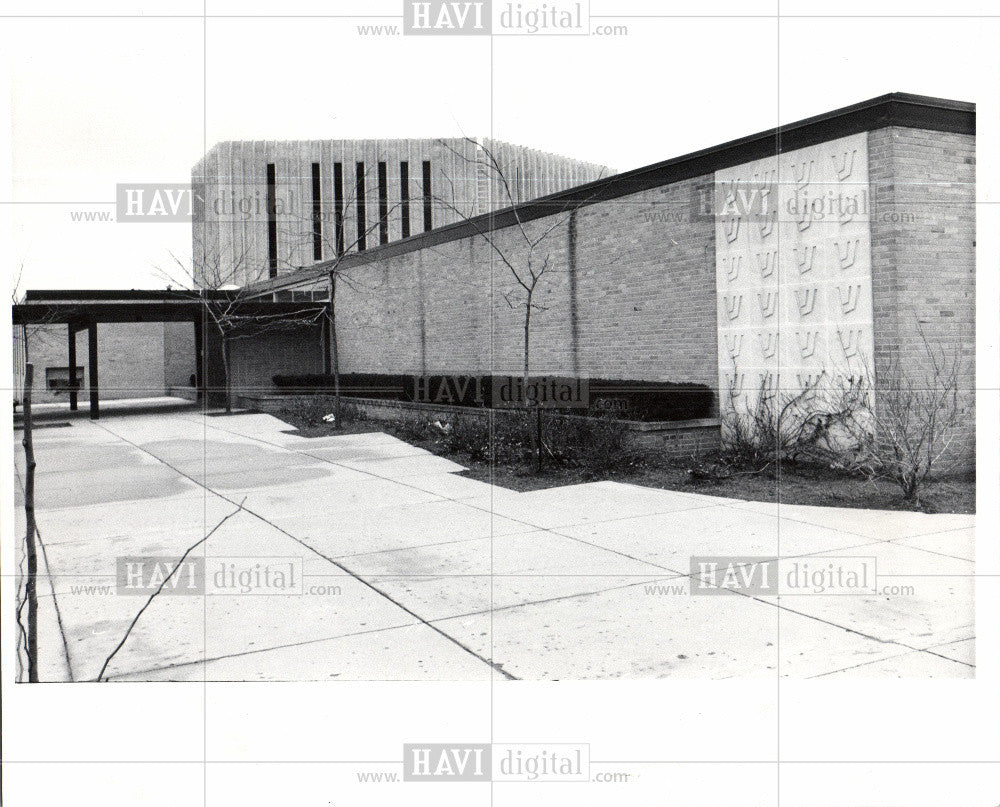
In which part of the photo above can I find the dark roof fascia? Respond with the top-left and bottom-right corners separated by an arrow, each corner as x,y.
12,298 -> 327,325
22,289 -> 239,302
241,92 -> 975,295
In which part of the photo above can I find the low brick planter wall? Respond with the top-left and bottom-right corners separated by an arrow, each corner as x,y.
241,392 -> 720,459
168,386 -> 198,402
238,393 -> 310,414
624,417 -> 721,456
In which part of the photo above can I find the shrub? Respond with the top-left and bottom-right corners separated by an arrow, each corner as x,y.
432,409 -> 637,473
386,415 -> 436,445
271,373 -> 713,422
720,373 -> 868,472
272,373 -> 406,400
275,394 -> 336,428
587,379 -> 713,421
837,340 -> 968,502
542,413 -> 637,474
720,329 -> 968,504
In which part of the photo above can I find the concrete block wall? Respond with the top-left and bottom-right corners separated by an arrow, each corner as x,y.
192,139 -> 613,287
715,132 -> 876,419
479,139 -> 615,206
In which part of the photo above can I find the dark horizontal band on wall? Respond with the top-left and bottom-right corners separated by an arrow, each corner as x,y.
13,296 -> 328,325
250,92 -> 975,294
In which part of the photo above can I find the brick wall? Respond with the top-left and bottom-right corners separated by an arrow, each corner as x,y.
334,176 -> 719,396
18,325 -> 70,403
21,323 -> 169,402
227,324 -> 325,401
868,127 -> 976,472
227,121 -> 975,476
244,393 -> 721,459
163,321 -> 196,389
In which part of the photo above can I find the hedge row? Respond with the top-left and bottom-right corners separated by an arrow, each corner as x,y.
271,373 -> 713,422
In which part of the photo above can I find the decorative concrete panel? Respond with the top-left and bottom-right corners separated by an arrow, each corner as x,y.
714,132 -> 874,418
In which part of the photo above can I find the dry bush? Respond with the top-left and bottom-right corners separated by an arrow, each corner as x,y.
417,409 -> 637,473
721,331 -> 968,503
720,373 -> 855,472
276,394 -> 336,428
836,339 -> 967,502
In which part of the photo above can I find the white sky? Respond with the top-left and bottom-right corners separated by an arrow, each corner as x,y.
3,0 -> 998,290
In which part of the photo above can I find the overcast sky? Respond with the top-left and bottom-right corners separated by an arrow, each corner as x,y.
3,1 -> 997,290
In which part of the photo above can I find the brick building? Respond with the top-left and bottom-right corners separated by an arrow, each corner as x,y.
218,93 -> 978,472
13,321 -> 195,404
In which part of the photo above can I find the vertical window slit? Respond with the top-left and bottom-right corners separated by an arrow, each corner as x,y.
266,163 -> 278,277
333,162 -> 345,256
356,161 -> 367,251
311,162 -> 322,261
400,161 -> 410,239
377,161 -> 389,245
422,160 -> 433,232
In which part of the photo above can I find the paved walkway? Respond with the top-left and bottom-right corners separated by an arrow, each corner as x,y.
14,411 -> 974,681
15,394 -> 198,422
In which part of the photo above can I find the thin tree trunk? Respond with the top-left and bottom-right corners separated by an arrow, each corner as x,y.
535,407 -> 543,473
222,334 -> 232,413
330,274 -> 342,429
523,297 -> 531,383
22,363 -> 39,682
523,294 -> 542,471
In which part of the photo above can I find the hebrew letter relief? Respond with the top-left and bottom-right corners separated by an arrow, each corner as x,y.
715,132 -> 874,429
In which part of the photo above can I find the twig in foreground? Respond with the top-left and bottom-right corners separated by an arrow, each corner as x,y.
95,500 -> 246,682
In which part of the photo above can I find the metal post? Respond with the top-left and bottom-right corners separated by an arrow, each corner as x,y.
67,324 -> 78,411
193,317 -> 204,400
322,304 -> 332,375
87,321 -> 99,420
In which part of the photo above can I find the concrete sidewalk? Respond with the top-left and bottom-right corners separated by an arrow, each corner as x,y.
13,410 -> 974,681
14,394 -> 200,423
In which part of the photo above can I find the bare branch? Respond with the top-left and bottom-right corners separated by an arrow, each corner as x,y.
96,501 -> 246,682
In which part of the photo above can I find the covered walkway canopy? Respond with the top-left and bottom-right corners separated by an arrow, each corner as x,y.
12,289 -> 328,419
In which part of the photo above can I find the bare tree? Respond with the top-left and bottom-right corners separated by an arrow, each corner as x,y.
720,368 -> 843,473
12,264 -> 73,410
19,363 -> 39,681
435,137 -> 609,470
437,138 -> 582,383
159,245 -> 328,413
12,270 -> 65,682
276,167 -> 410,428
13,267 -> 87,681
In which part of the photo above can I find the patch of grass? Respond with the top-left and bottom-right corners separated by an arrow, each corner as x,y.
272,399 -> 380,438
459,456 -> 972,513
274,402 -> 974,514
